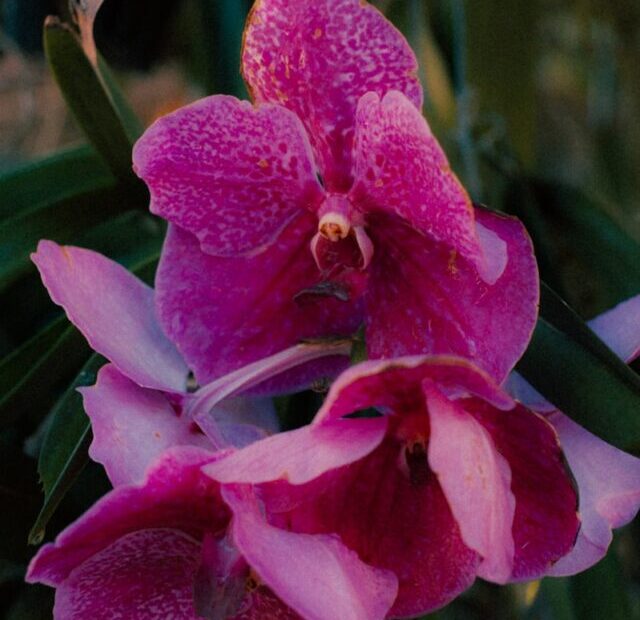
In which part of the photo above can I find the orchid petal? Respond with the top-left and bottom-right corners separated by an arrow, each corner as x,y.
155,222 -> 360,385
133,95 -> 324,257
80,364 -> 211,486
31,241 -> 188,392
223,486 -> 398,620
243,0 -> 422,191
365,209 -> 539,384
588,294 -> 640,363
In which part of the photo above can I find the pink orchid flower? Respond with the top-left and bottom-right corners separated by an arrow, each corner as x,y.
507,294 -> 640,577
132,0 -> 539,387
31,240 -> 350,486
204,355 -> 579,617
26,446 -> 398,619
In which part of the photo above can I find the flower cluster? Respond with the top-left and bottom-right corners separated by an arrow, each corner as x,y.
26,1 -> 640,619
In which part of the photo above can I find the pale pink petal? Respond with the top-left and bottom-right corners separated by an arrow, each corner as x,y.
31,241 -> 188,392
466,401 -> 580,580
203,418 -> 387,486
426,384 -> 515,584
351,91 -> 500,280
365,209 -> 539,384
223,486 -> 398,620
79,364 -> 211,486
546,412 -> 640,576
276,435 -> 480,617
54,529 -> 201,619
587,294 -> 640,363
243,0 -> 422,191
27,447 -> 226,587
133,95 -> 324,256
314,355 -> 513,425
155,222 -> 361,384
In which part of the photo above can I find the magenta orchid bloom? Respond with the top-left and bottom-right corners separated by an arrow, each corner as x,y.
132,0 -> 539,387
31,240 -> 349,485
26,446 -> 398,620
204,355 -> 579,617
508,295 -> 640,577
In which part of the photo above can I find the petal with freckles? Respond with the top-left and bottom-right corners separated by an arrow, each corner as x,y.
351,91 -> 502,282
203,418 -> 387,486
277,435 -> 480,617
27,447 -> 227,587
133,95 -> 324,256
546,412 -> 640,576
465,401 -> 580,580
365,209 -> 539,384
156,222 -> 361,384
223,486 -> 398,620
243,0 -> 422,191
80,364 -> 211,486
54,529 -> 201,620
426,384 -> 515,584
31,241 -> 188,392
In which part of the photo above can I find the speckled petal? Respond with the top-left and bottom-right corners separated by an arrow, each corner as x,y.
466,401 -> 580,581
242,0 -> 422,191
31,241 -> 188,392
351,91 -> 503,282
223,486 -> 398,620
365,209 -> 539,384
54,529 -> 201,620
155,222 -> 362,385
80,364 -> 211,487
27,447 -> 227,587
133,95 -> 324,256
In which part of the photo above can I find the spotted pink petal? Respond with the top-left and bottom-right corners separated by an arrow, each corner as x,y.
222,485 -> 398,620
203,417 -> 387,486
350,91 -> 503,281
277,435 -> 480,617
133,95 -> 324,257
426,384 -> 516,584
546,412 -> 640,576
242,0 -> 422,192
365,209 -> 539,384
465,401 -> 579,580
31,241 -> 188,392
27,447 -> 226,587
53,528 -> 202,620
314,355 -> 513,426
155,222 -> 361,385
79,364 -> 211,486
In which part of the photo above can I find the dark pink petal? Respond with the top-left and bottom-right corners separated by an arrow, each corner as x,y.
242,0 -> 422,191
314,355 -> 513,425
426,384 -> 515,583
223,486 -> 398,620
546,412 -> 640,576
466,401 -> 579,580
351,91 -> 503,281
133,95 -> 324,256
27,447 -> 227,587
365,209 -> 539,384
203,418 -> 387,486
588,294 -> 640,363
279,435 -> 480,617
31,241 -> 188,392
79,364 -> 211,486
156,222 -> 361,384
54,529 -> 201,619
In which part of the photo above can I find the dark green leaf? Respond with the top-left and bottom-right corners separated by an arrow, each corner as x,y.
43,16 -> 137,182
517,283 -> 640,452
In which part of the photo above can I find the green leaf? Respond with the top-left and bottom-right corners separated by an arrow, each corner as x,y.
43,16 -> 138,182
0,145 -> 113,222
517,283 -> 640,452
29,354 -> 104,546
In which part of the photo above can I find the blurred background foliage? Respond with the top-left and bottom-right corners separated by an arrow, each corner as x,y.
0,0 -> 639,618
